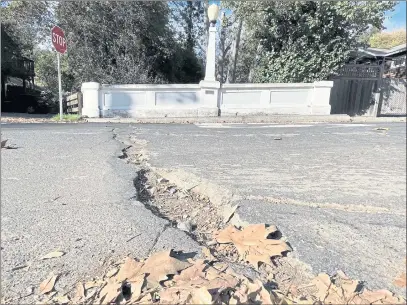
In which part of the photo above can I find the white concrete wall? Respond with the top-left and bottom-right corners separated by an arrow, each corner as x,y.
81,81 -> 333,118
219,82 -> 333,116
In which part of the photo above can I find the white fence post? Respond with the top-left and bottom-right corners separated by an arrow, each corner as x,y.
312,81 -> 334,115
81,82 -> 101,118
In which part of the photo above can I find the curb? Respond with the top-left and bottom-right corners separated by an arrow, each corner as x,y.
86,115 -> 406,124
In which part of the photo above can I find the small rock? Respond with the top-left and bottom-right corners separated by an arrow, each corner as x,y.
24,286 -> 34,297
206,240 -> 217,246
177,221 -> 192,233
149,187 -> 156,195
168,187 -> 177,195
157,178 -> 168,184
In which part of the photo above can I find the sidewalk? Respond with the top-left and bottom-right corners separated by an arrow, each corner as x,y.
2,112 -> 405,124
86,114 -> 406,124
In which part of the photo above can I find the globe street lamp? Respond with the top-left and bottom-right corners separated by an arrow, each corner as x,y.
207,4 -> 220,27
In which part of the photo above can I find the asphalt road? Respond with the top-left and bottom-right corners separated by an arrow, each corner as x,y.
1,123 -> 199,302
127,122 -> 406,295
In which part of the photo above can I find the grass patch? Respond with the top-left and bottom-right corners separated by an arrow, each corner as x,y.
52,114 -> 81,122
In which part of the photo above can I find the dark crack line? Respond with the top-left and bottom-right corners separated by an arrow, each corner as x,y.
146,223 -> 171,257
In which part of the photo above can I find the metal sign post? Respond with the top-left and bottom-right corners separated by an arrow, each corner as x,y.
57,52 -> 63,120
51,26 -> 67,121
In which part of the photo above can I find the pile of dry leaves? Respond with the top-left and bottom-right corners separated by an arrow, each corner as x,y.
29,224 -> 405,305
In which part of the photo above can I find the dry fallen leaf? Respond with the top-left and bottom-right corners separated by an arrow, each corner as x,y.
202,247 -> 216,261
215,224 -> 291,269
84,280 -> 103,290
394,272 -> 406,288
140,250 -> 191,287
127,274 -> 146,302
73,282 -> 85,302
40,251 -> 65,260
190,287 -> 212,304
159,286 -> 193,304
39,273 -> 58,295
53,295 -> 70,304
105,267 -> 119,278
97,279 -> 121,304
350,289 -> 403,304
116,257 -> 144,282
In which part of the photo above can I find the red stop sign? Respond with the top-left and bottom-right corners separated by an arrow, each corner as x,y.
51,26 -> 67,54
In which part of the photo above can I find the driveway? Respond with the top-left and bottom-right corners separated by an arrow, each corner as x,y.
1,123 -> 199,302
125,122 -> 406,294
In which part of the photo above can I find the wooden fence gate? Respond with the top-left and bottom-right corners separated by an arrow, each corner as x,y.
64,92 -> 82,115
329,64 -> 382,116
377,78 -> 406,116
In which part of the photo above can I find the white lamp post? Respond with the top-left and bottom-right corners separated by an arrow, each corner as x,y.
204,4 -> 220,82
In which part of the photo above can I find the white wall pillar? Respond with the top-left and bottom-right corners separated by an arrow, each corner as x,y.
312,81 -> 334,115
204,26 -> 217,82
81,82 -> 101,118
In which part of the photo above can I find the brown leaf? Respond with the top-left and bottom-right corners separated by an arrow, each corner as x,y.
173,259 -> 207,283
53,295 -> 70,304
97,279 -> 121,304
215,224 -> 291,269
159,286 -> 193,304
116,257 -> 144,282
73,282 -> 85,302
393,272 -> 406,288
246,279 -> 274,304
335,270 -> 359,300
40,251 -> 65,260
39,273 -> 58,295
190,287 -> 212,304
1,140 -> 8,148
140,250 -> 191,287
202,247 -> 216,261
105,267 -> 119,278
350,289 -> 404,304
312,272 -> 360,304
84,280 -> 103,290
127,274 -> 146,302
311,273 -> 333,302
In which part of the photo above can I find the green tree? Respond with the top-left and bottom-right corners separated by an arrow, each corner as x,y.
57,1 -> 203,89
224,1 -> 395,83
1,1 -> 55,57
369,29 -> 407,48
34,49 -> 74,96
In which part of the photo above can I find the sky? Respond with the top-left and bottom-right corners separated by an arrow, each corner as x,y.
384,1 -> 406,31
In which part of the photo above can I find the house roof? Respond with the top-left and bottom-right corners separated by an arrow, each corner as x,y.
357,43 -> 406,59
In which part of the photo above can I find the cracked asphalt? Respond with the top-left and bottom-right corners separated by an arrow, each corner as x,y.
127,122 -> 406,295
1,122 -> 406,300
0,123 -> 199,302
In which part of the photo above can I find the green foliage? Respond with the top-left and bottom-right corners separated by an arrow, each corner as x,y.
369,29 -> 407,48
34,49 -> 74,96
224,1 -> 395,83
1,1 -> 54,57
57,1 -> 203,89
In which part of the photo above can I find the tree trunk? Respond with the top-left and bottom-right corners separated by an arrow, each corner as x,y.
230,18 -> 243,83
